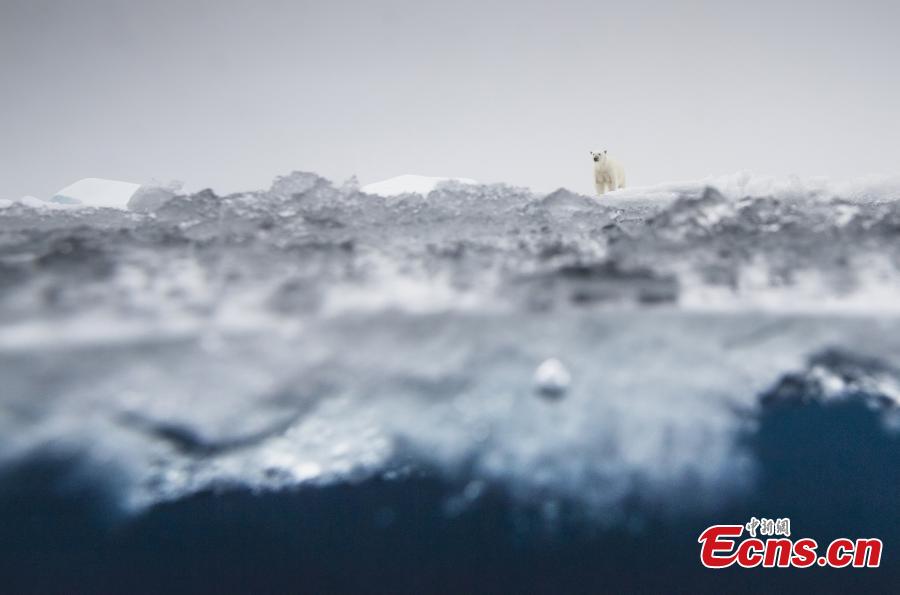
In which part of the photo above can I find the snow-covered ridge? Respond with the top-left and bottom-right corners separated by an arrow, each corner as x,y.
0,178 -> 184,211
606,170 -> 900,205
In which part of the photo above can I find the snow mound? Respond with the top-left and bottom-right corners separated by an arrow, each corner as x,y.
51,178 -> 142,209
362,174 -> 478,197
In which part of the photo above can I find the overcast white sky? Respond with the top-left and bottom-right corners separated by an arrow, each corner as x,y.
2,0 -> 900,199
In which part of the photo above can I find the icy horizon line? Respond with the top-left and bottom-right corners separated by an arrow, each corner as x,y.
5,169 -> 900,210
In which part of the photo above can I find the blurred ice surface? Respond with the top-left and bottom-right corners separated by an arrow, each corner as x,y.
1,170 -> 900,513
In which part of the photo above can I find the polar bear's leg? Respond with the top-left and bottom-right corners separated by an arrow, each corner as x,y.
595,181 -> 605,196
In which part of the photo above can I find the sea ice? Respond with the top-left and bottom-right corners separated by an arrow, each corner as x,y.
2,168 -> 900,513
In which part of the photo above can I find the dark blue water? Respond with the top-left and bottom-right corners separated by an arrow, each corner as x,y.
2,400 -> 897,594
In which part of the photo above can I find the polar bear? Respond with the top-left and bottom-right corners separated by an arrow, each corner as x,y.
591,150 -> 626,195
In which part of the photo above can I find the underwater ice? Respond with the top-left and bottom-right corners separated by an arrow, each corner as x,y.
533,358 -> 571,399
1,170 -> 900,513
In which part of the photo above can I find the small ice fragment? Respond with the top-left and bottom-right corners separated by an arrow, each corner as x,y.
533,358 -> 571,399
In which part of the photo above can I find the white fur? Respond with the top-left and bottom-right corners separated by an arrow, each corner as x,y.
591,151 -> 626,196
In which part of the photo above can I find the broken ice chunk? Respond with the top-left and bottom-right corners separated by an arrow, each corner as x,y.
128,180 -> 183,212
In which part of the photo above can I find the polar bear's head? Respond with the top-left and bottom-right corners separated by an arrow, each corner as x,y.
591,150 -> 608,163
